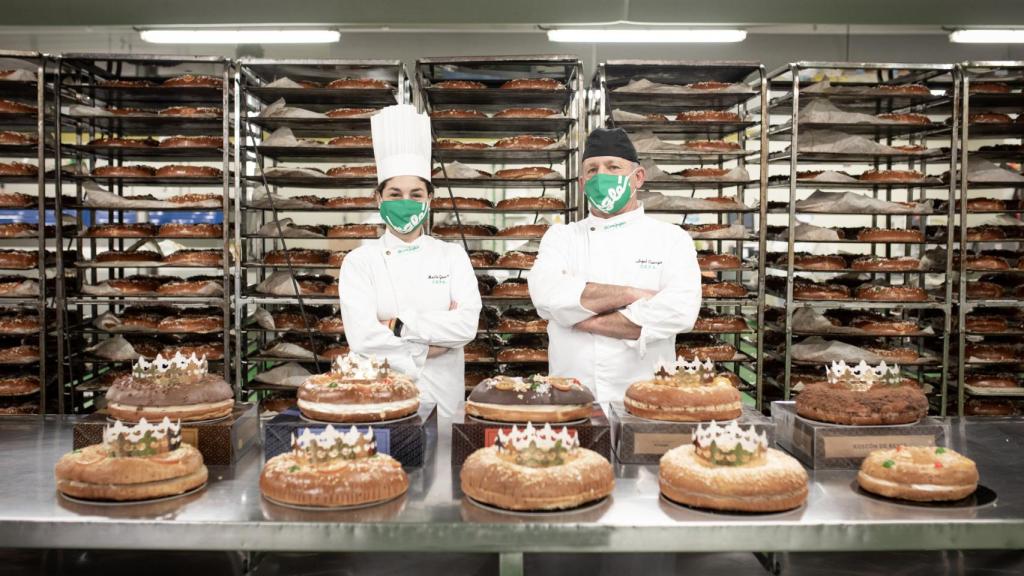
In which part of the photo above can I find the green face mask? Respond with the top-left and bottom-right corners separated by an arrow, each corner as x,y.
584,169 -> 637,214
379,199 -> 429,234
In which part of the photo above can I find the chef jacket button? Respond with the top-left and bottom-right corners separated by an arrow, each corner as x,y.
590,226 -> 595,231
385,250 -> 391,255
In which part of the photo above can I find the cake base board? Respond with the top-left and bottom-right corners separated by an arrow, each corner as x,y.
74,403 -> 259,466
57,483 -> 207,506
609,401 -> 774,464
450,404 -> 611,466
264,403 -> 437,468
772,400 -> 949,469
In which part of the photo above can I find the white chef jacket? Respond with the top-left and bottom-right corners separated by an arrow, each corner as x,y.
528,204 -> 702,401
338,230 -> 482,417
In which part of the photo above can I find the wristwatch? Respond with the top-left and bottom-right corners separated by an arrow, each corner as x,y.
392,318 -> 404,337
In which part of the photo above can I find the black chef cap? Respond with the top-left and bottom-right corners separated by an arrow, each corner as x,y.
582,127 -> 639,163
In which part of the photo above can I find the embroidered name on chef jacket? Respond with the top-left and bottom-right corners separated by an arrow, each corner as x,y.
394,245 -> 421,255
602,221 -> 627,231
635,258 -> 663,271
427,273 -> 450,285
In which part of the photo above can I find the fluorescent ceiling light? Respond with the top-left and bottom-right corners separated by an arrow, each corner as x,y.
949,29 -> 1024,44
140,29 -> 340,44
547,28 -> 746,43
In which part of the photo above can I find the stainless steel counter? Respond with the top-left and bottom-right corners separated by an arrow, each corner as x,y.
0,416 -> 1022,554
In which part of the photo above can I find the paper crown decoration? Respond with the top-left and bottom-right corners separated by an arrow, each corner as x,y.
330,352 -> 392,380
291,424 -> 377,463
496,422 -> 579,468
654,356 -> 716,386
103,417 -> 181,458
131,352 -> 208,383
693,420 -> 768,466
826,360 -> 901,391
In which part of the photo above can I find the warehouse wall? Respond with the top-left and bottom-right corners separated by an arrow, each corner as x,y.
1,28 -> 1024,74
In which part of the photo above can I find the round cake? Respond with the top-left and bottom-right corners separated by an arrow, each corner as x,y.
697,252 -> 742,270
162,74 -> 222,88
794,280 -> 851,301
497,224 -> 548,238
157,106 -> 221,117
701,280 -> 747,298
163,249 -> 222,267
495,250 -> 537,269
468,250 -> 499,267
851,256 -> 921,272
857,228 -> 924,242
466,374 -> 595,423
684,140 -> 741,152
297,353 -> 419,423
156,220 -> 221,236
659,421 -> 808,513
327,224 -> 384,238
326,165 -> 376,178
431,108 -> 487,118
494,135 -> 556,150
155,165 -> 222,178
676,110 -> 741,122
260,424 -> 408,508
494,167 -> 559,181
432,223 -> 493,238
500,78 -> 563,90
436,139 -> 490,150
88,137 -> 157,148
54,417 -> 208,502
858,446 -> 978,502
0,372 -> 40,396
431,196 -> 493,210
795,360 -> 928,425
877,113 -> 931,124
325,107 -> 376,118
92,165 -> 155,177
104,352 -> 234,422
792,254 -> 846,271
327,78 -> 390,90
460,423 -> 614,511
493,195 -> 565,210
265,248 -> 329,266
855,284 -> 928,302
491,278 -> 530,299
327,135 -> 372,148
433,80 -> 488,90
624,357 -> 742,422
159,136 -> 222,148
494,107 -> 559,118
858,169 -> 926,182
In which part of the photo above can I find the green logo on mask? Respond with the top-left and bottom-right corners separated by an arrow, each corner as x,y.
379,199 -> 428,234
584,171 -> 635,214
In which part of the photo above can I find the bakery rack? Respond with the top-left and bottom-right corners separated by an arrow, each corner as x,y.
234,59 -> 409,408
760,62 -> 957,415
416,55 -> 583,395
0,51 -> 59,415
54,54 -> 234,413
589,60 -> 769,409
953,62 -> 1024,417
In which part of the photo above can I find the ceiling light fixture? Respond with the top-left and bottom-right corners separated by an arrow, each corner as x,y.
949,29 -> 1024,44
139,29 -> 341,44
547,28 -> 746,43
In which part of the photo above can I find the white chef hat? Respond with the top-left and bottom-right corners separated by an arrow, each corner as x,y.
371,104 -> 432,184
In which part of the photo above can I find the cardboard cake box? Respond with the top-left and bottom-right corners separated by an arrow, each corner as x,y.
450,404 -> 612,466
263,402 -> 437,467
771,400 -> 950,469
73,403 -> 259,466
609,401 -> 775,464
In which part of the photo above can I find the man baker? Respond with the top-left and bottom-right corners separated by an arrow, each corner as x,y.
528,127 -> 702,400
